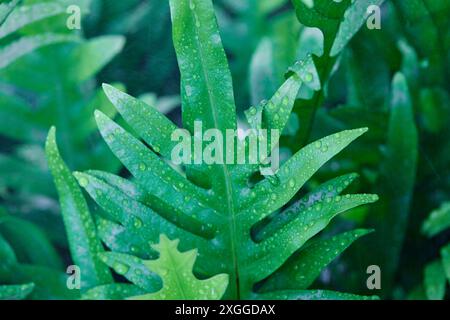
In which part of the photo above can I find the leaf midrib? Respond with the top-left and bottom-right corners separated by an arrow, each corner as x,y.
167,244 -> 188,299
190,4 -> 241,299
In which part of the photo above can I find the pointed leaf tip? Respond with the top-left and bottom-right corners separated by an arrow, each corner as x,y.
102,83 -> 115,96
94,109 -> 108,123
393,72 -> 407,84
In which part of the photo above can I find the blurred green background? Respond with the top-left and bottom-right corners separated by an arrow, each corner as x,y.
0,0 -> 449,300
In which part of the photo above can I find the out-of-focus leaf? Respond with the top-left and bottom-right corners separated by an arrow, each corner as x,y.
363,73 -> 418,293
217,0 -> 293,106
330,0 -> 385,56
0,0 -> 76,39
0,264 -> 78,299
0,283 -> 34,300
0,214 -> 62,269
345,38 -> 390,110
0,33 -> 79,69
424,260 -> 446,300
419,88 -> 450,134
0,154 -> 54,197
67,36 -> 125,83
249,13 -> 299,106
393,0 -> 450,85
422,202 -> 450,237
0,232 -> 17,269
441,244 -> 450,283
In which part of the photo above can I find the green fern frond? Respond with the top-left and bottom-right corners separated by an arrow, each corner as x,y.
127,235 -> 228,300
64,0 -> 380,300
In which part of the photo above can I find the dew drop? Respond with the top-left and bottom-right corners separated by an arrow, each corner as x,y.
79,176 -> 89,187
288,179 -> 296,188
267,175 -> 280,186
114,262 -> 129,275
303,72 -> 313,82
160,269 -> 168,276
133,217 -> 143,229
185,85 -> 193,97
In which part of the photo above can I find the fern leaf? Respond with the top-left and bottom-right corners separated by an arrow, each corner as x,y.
99,252 -> 161,293
0,0 -> 18,26
45,127 -> 112,291
253,173 -> 359,242
170,0 -> 236,133
244,128 -> 370,225
252,195 -> 377,281
73,170 -> 213,267
76,0 -> 378,300
260,229 -> 373,291
102,84 -> 179,159
129,235 -> 229,300
82,284 -> 145,300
